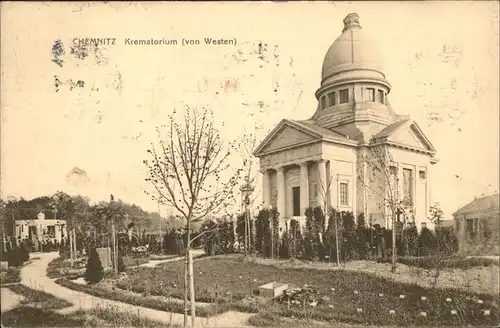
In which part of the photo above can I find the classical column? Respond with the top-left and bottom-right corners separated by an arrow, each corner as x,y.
299,163 -> 309,215
316,160 -> 327,210
276,167 -> 286,218
261,170 -> 271,207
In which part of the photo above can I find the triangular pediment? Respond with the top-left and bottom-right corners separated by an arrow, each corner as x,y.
387,121 -> 436,153
254,120 -> 321,156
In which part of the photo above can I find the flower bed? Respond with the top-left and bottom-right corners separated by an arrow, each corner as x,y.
54,277 -> 249,318
114,254 -> 499,326
7,283 -> 73,309
0,267 -> 21,285
46,257 -> 87,279
378,255 -> 499,270
1,304 -> 178,327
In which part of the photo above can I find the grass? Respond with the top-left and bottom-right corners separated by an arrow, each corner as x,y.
47,255 -> 151,278
7,283 -> 73,309
54,277 -> 236,318
113,254 -> 499,326
0,304 -> 178,327
122,255 -> 150,267
46,257 -> 86,279
378,255 -> 500,270
0,266 -> 21,285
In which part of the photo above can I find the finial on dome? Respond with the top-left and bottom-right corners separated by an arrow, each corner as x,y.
342,13 -> 361,32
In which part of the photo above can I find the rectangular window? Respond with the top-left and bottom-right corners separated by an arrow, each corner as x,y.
47,226 -> 56,237
328,92 -> 336,106
292,187 -> 301,216
367,88 -> 375,102
419,170 -> 427,179
403,168 -> 413,205
321,96 -> 327,109
339,182 -> 348,205
339,89 -> 349,104
466,218 -> 479,239
378,90 -> 385,104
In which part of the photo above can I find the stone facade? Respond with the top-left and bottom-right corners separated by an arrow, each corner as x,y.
254,13 -> 438,233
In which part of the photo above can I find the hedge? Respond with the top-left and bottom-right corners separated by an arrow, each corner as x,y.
203,206 -> 461,263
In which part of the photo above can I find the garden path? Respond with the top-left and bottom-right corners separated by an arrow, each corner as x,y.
19,252 -> 254,327
139,249 -> 206,268
1,287 -> 24,312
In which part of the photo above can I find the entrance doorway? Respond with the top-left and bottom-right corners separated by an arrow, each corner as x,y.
292,186 -> 301,216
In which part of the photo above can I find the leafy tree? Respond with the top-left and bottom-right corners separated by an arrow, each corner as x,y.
84,247 -> 104,285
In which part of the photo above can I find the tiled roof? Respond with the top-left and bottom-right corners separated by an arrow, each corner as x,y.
452,193 -> 500,216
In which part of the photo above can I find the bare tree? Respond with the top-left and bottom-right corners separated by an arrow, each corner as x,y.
428,202 -> 451,287
144,105 -> 241,328
359,145 -> 414,272
238,124 -> 264,255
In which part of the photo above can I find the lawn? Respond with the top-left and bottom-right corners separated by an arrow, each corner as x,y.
7,283 -> 73,309
47,255 -> 150,278
113,254 -> 499,326
55,277 -> 230,318
378,255 -> 499,270
0,304 -> 177,327
1,284 -> 177,327
0,267 -> 21,285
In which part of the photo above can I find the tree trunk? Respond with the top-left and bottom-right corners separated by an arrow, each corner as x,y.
69,229 -> 74,260
73,228 -> 77,259
392,216 -> 396,272
335,213 -> 340,266
189,249 -> 196,327
184,248 -> 189,328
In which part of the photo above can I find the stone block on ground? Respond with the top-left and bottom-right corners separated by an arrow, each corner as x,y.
96,247 -> 112,269
258,281 -> 288,299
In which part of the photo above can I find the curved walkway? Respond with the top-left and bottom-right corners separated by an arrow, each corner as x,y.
19,252 -> 253,327
139,249 -> 206,268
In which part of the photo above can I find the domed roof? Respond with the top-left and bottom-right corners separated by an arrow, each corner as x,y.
321,13 -> 385,84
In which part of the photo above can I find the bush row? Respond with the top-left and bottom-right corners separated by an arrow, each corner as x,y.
203,207 -> 460,263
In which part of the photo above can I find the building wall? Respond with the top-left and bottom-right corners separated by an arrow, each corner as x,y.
454,209 -> 500,255
389,146 -> 433,230
322,142 -> 357,213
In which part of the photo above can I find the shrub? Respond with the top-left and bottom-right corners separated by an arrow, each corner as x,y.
84,248 -> 104,284
435,226 -> 459,255
7,246 -> 29,267
163,229 -> 185,255
117,255 -> 126,273
255,209 -> 279,258
418,227 -> 436,256
288,219 -> 304,259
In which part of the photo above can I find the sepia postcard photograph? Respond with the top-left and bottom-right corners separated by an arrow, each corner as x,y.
0,1 -> 499,327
